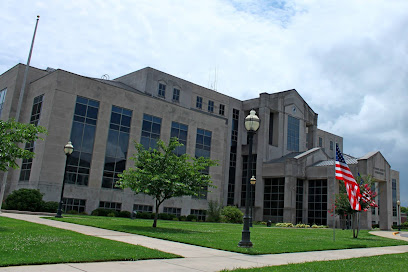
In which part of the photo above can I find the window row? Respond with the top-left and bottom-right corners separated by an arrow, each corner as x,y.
196,96 -> 225,116
157,83 -> 180,103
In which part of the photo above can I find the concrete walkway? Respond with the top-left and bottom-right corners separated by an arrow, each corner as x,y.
1,212 -> 408,272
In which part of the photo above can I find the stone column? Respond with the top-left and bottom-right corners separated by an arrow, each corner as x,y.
379,181 -> 391,230
283,176 -> 296,223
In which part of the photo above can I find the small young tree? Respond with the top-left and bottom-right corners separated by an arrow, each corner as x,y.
118,138 -> 217,227
330,175 -> 377,238
0,119 -> 47,172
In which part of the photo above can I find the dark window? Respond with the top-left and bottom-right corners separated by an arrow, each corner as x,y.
99,201 -> 122,212
241,155 -> 257,207
219,104 -> 225,115
170,121 -> 188,155
102,106 -> 132,189
287,115 -> 299,151
0,88 -> 7,117
190,209 -> 206,221
133,204 -> 153,213
296,179 -> 304,224
163,207 -> 181,217
227,109 -> 239,205
194,128 -> 212,199
158,83 -> 166,98
319,137 -> 323,147
392,179 -> 397,216
330,141 -> 333,151
67,96 -> 99,186
269,112 -> 275,145
62,198 -> 86,213
141,114 -> 162,150
196,96 -> 203,109
173,88 -> 180,102
308,179 -> 328,225
263,178 -> 284,222
208,100 -> 214,113
19,95 -> 44,182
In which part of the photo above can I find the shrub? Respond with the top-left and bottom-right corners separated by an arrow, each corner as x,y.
158,213 -> 176,220
172,217 -> 179,221
221,206 -> 243,224
206,200 -> 222,222
67,210 -> 79,214
107,212 -> 116,217
179,215 -> 187,221
40,201 -> 59,213
4,189 -> 43,212
136,212 -> 154,219
276,222 -> 294,228
187,214 -> 197,221
295,223 -> 310,228
91,208 -> 118,217
117,211 -> 131,218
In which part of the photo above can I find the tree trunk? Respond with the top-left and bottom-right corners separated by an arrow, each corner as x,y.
153,199 -> 160,228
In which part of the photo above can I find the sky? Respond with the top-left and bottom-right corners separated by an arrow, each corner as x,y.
1,0 -> 407,206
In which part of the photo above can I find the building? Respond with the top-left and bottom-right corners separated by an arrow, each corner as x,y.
0,63 -> 401,229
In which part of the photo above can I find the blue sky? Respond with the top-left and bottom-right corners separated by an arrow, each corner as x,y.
1,0 -> 407,206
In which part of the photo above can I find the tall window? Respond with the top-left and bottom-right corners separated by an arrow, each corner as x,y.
67,96 -> 99,186
308,179 -> 327,225
173,88 -> 180,102
102,106 -> 132,189
219,104 -> 225,115
141,114 -> 161,149
0,88 -> 7,117
194,128 -> 212,199
158,83 -> 166,98
241,155 -> 257,207
287,115 -> 299,151
330,141 -> 333,151
263,178 -> 284,222
170,121 -> 188,155
20,94 -> 44,181
208,100 -> 214,113
392,179 -> 397,217
196,96 -> 203,109
318,137 -> 323,147
227,109 -> 239,205
296,179 -> 304,224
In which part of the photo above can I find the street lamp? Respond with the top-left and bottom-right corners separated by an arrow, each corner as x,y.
397,200 -> 401,231
250,176 -> 256,227
55,141 -> 74,218
239,109 -> 260,248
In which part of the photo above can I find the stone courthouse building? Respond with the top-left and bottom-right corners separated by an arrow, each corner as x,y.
0,64 -> 400,229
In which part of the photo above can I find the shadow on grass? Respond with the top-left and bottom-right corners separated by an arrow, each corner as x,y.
117,225 -> 204,235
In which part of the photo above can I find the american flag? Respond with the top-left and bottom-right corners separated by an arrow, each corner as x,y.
335,144 -> 361,211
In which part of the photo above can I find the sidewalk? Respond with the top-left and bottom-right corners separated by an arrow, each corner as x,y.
1,212 -> 408,272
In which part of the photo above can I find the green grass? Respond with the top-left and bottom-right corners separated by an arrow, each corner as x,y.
221,253 -> 408,271
0,217 -> 178,267
50,216 -> 408,255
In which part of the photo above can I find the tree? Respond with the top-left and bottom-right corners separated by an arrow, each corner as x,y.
0,119 -> 47,172
401,206 -> 407,214
330,175 -> 377,238
118,138 -> 218,227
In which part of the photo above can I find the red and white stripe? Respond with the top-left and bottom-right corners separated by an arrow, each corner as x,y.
335,161 -> 361,211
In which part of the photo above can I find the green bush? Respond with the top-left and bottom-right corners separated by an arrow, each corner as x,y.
158,213 -> 176,220
41,201 -> 59,213
276,222 -> 294,228
179,215 -> 187,221
67,210 -> 79,214
136,212 -> 155,219
221,206 -> 243,224
206,200 -> 222,222
186,214 -> 197,221
117,211 -> 131,218
295,223 -> 310,228
107,212 -> 116,217
4,189 -> 43,212
91,208 -> 118,217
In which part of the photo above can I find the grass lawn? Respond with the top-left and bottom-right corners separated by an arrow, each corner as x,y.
221,252 -> 408,271
50,216 -> 408,255
0,217 -> 178,267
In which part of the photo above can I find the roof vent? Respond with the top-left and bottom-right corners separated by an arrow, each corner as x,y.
46,67 -> 56,72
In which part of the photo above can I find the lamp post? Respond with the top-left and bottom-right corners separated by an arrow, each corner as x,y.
397,200 -> 401,231
249,176 -> 256,227
56,141 -> 74,218
238,109 -> 260,248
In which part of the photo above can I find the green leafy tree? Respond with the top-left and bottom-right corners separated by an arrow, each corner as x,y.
330,175 -> 377,238
401,206 -> 407,214
0,119 -> 46,172
118,138 -> 218,227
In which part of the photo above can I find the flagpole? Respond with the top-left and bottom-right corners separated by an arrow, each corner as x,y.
0,16 -> 40,213
333,143 -> 336,242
